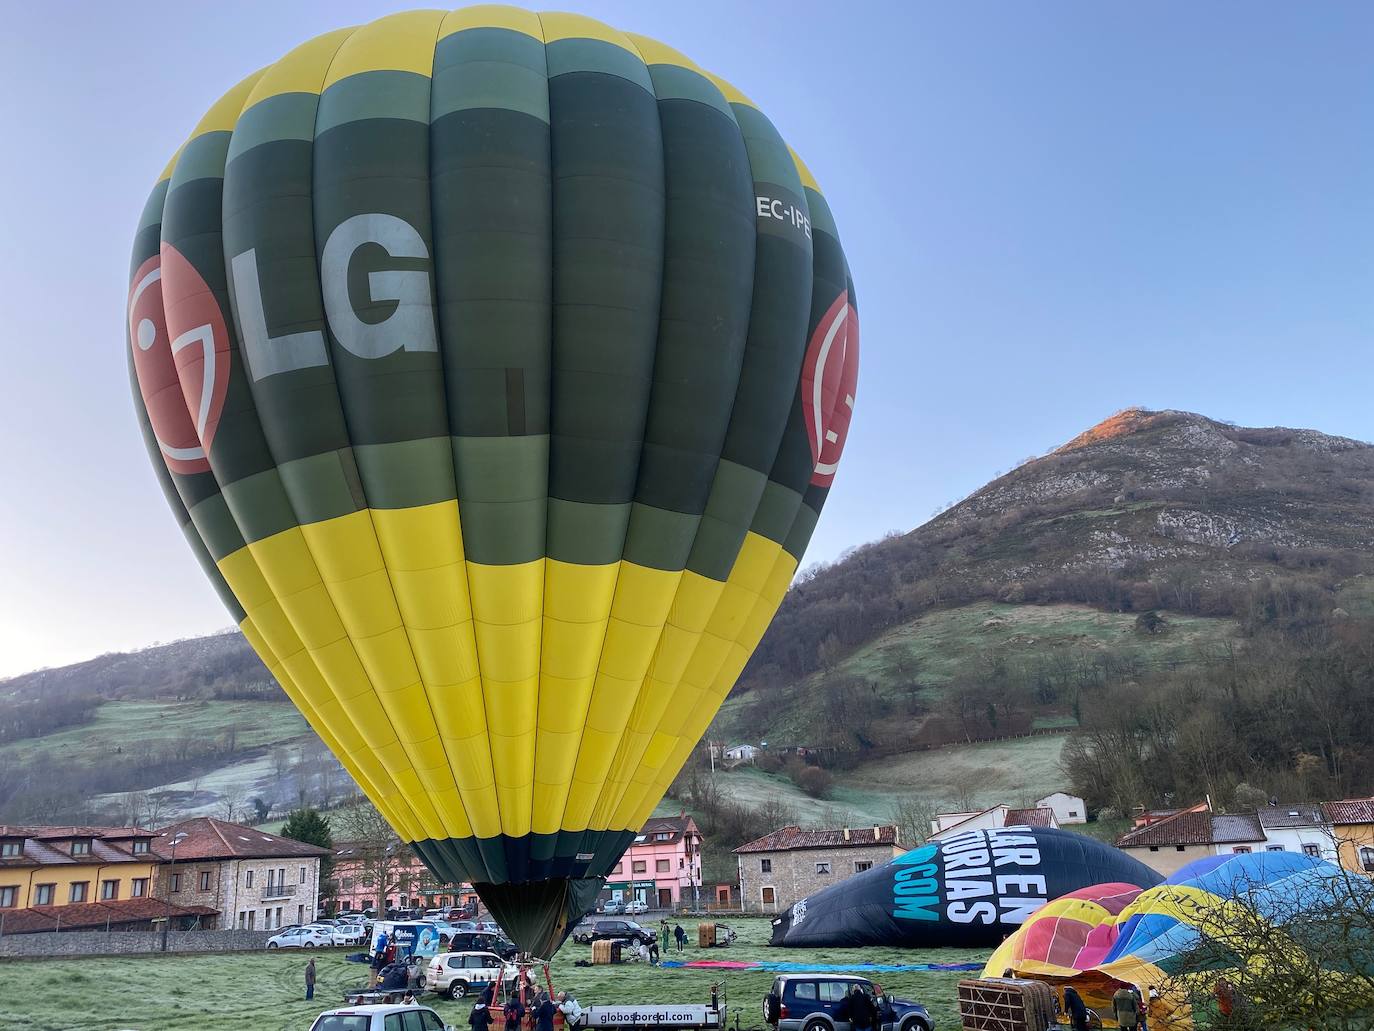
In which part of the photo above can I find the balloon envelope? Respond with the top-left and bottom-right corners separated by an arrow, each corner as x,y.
769,827 -> 1162,949
983,851 -> 1371,1024
126,7 -> 857,956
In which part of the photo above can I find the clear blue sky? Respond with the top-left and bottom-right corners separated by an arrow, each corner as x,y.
1,2 -> 1370,676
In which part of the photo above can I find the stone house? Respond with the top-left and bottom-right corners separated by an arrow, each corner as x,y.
733,824 -> 901,912
1116,810 -> 1265,876
153,818 -> 327,931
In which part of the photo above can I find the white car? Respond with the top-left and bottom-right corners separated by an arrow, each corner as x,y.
425,950 -> 519,1000
332,923 -> 368,946
266,925 -> 332,949
309,1004 -> 454,1031
624,899 -> 649,915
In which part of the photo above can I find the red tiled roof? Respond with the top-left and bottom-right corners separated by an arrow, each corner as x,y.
1006,807 -> 1056,828
0,826 -> 158,869
154,818 -> 328,861
0,898 -> 217,934
1324,798 -> 1374,825
733,825 -> 899,854
1116,810 -> 1263,848
636,816 -> 700,844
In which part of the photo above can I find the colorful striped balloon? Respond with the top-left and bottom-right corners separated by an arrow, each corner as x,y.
126,6 -> 857,955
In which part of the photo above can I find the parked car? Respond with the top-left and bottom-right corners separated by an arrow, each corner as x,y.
598,898 -> 626,915
266,926 -> 333,949
439,920 -> 477,934
425,950 -> 519,1000
474,921 -> 503,935
624,899 -> 649,915
309,1003 -> 453,1031
763,974 -> 933,1031
332,923 -> 369,946
441,930 -> 517,960
571,919 -> 656,946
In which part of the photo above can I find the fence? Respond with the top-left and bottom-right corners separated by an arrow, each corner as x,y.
0,928 -> 274,959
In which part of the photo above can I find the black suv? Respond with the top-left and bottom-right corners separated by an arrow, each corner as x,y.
443,930 -> 518,959
571,919 -> 656,945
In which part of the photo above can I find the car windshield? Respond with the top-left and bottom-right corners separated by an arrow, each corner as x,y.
311,1017 -> 371,1031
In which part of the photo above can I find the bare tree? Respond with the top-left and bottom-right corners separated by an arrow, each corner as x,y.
335,802 -> 407,908
890,796 -> 943,847
219,786 -> 247,823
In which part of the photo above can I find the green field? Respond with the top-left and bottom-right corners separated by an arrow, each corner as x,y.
0,918 -> 989,1031
0,699 -> 310,764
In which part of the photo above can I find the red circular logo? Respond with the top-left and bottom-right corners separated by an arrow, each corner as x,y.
800,290 -> 859,488
128,245 -> 230,476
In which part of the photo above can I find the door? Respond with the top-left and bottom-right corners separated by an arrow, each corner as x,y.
820,982 -> 853,1030
761,886 -> 776,908
658,888 -> 672,908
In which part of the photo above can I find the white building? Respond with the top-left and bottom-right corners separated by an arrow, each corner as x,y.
723,744 -> 759,762
929,805 -> 1057,841
1035,792 -> 1087,825
1255,803 -> 1338,862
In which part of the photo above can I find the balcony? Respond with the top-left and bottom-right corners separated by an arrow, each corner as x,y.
262,883 -> 297,899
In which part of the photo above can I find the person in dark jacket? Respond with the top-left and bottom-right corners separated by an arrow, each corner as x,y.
380,962 -> 409,992
470,1003 -> 494,1031
1063,986 -> 1090,1031
534,990 -> 558,1031
304,957 -> 316,1001
848,986 -> 877,1031
674,924 -> 687,952
504,992 -> 526,1031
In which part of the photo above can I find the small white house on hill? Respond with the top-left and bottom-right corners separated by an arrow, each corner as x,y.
723,744 -> 759,762
1035,792 -> 1087,825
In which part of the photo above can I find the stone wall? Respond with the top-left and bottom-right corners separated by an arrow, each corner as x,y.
0,928 -> 273,958
739,843 -> 899,911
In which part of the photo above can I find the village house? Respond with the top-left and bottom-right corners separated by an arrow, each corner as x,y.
0,824 -> 214,933
1322,798 -> 1374,877
332,840 -> 474,914
1034,792 -> 1087,825
1255,803 -> 1339,863
153,817 -> 328,931
722,744 -> 759,763
603,815 -> 703,909
929,804 -> 1058,840
734,824 -> 901,912
1116,810 -> 1266,875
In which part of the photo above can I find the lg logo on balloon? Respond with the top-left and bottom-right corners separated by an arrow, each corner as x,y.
127,246 -> 230,475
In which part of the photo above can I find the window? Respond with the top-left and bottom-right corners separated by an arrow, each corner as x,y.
421,1012 -> 446,1031
199,871 -> 212,891
341,878 -> 353,891
401,1012 -> 427,1031
1267,845 -> 1285,852
794,983 -> 817,1001
1302,844 -> 1321,858
1068,811 -> 1080,818
1148,846 -> 1159,852
34,883 -> 54,906
854,861 -> 873,873
131,878 -> 148,898
70,839 -> 91,856
298,905 -> 305,924
276,907 -> 283,928
820,982 -> 849,1002
760,859 -> 772,873
101,880 -> 119,901
132,839 -> 149,855
656,859 -> 670,873
656,833 -> 671,841
245,870 -> 254,888
247,911 -> 255,929
1175,846 -> 1185,852
815,862 -> 831,875
238,912 -> 247,929
384,1015 -> 404,1031
679,858 -> 685,869
0,841 -> 20,858
632,861 -> 647,874
1233,847 -> 1252,854
300,865 -> 307,884
761,886 -> 775,905
1360,847 -> 1374,873
69,881 -> 89,903
0,886 -> 16,908
170,872 -> 182,893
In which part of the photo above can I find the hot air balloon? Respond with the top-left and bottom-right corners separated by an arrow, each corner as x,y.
983,852 -> 1374,1027
126,7 -> 858,956
768,827 -> 1162,948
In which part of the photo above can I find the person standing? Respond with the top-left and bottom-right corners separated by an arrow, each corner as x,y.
470,1000 -> 494,1031
304,957 -> 316,1001
1112,986 -> 1139,1031
535,990 -> 558,1031
660,920 -> 671,954
558,991 -> 584,1026
1063,987 -> 1090,1031
674,924 -> 687,952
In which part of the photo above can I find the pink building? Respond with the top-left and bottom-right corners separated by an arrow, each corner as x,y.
603,816 -> 703,910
